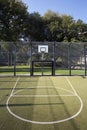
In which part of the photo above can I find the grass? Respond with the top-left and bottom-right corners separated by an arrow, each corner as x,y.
0,66 -> 30,75
0,76 -> 87,130
0,65 -> 86,76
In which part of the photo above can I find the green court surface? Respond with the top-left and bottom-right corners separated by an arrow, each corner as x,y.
0,76 -> 87,130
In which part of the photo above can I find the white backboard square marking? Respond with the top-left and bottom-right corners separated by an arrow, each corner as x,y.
38,45 -> 48,53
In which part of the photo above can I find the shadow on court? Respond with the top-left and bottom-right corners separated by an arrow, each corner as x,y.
0,77 -> 40,130
47,77 -> 79,130
0,102 -> 64,107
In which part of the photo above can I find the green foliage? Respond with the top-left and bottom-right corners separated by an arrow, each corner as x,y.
27,12 -> 44,41
0,1 -> 87,42
43,11 -> 87,42
0,0 -> 28,41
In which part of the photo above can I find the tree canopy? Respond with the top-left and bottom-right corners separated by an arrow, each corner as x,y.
0,1 -> 87,42
0,0 -> 28,41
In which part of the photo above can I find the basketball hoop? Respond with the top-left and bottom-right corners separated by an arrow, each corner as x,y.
38,45 -> 48,60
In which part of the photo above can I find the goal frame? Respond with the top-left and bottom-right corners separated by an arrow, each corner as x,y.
31,60 -> 54,76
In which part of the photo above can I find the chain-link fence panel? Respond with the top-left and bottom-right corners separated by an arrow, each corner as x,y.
0,42 -> 15,76
0,42 -> 87,76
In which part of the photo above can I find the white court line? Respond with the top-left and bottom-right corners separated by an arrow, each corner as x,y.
12,94 -> 76,97
13,86 -> 74,95
10,77 -> 20,96
6,77 -> 20,115
6,76 -> 83,125
65,77 -> 77,95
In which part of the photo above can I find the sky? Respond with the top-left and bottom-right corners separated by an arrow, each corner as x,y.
22,0 -> 87,23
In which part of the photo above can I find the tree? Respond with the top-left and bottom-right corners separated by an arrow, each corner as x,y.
75,19 -> 87,42
61,14 -> 76,42
0,0 -> 29,41
26,12 -> 44,41
43,10 -> 63,41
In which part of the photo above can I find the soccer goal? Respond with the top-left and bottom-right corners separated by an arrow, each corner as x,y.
31,60 -> 54,76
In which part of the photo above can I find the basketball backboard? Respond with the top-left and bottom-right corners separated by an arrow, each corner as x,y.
38,45 -> 48,53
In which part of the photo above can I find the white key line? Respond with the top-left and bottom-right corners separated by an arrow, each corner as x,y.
12,94 -> 76,97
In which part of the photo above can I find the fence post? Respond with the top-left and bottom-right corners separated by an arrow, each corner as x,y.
30,42 -> 33,76
68,43 -> 71,76
84,44 -> 87,76
13,44 -> 16,76
53,42 -> 56,76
